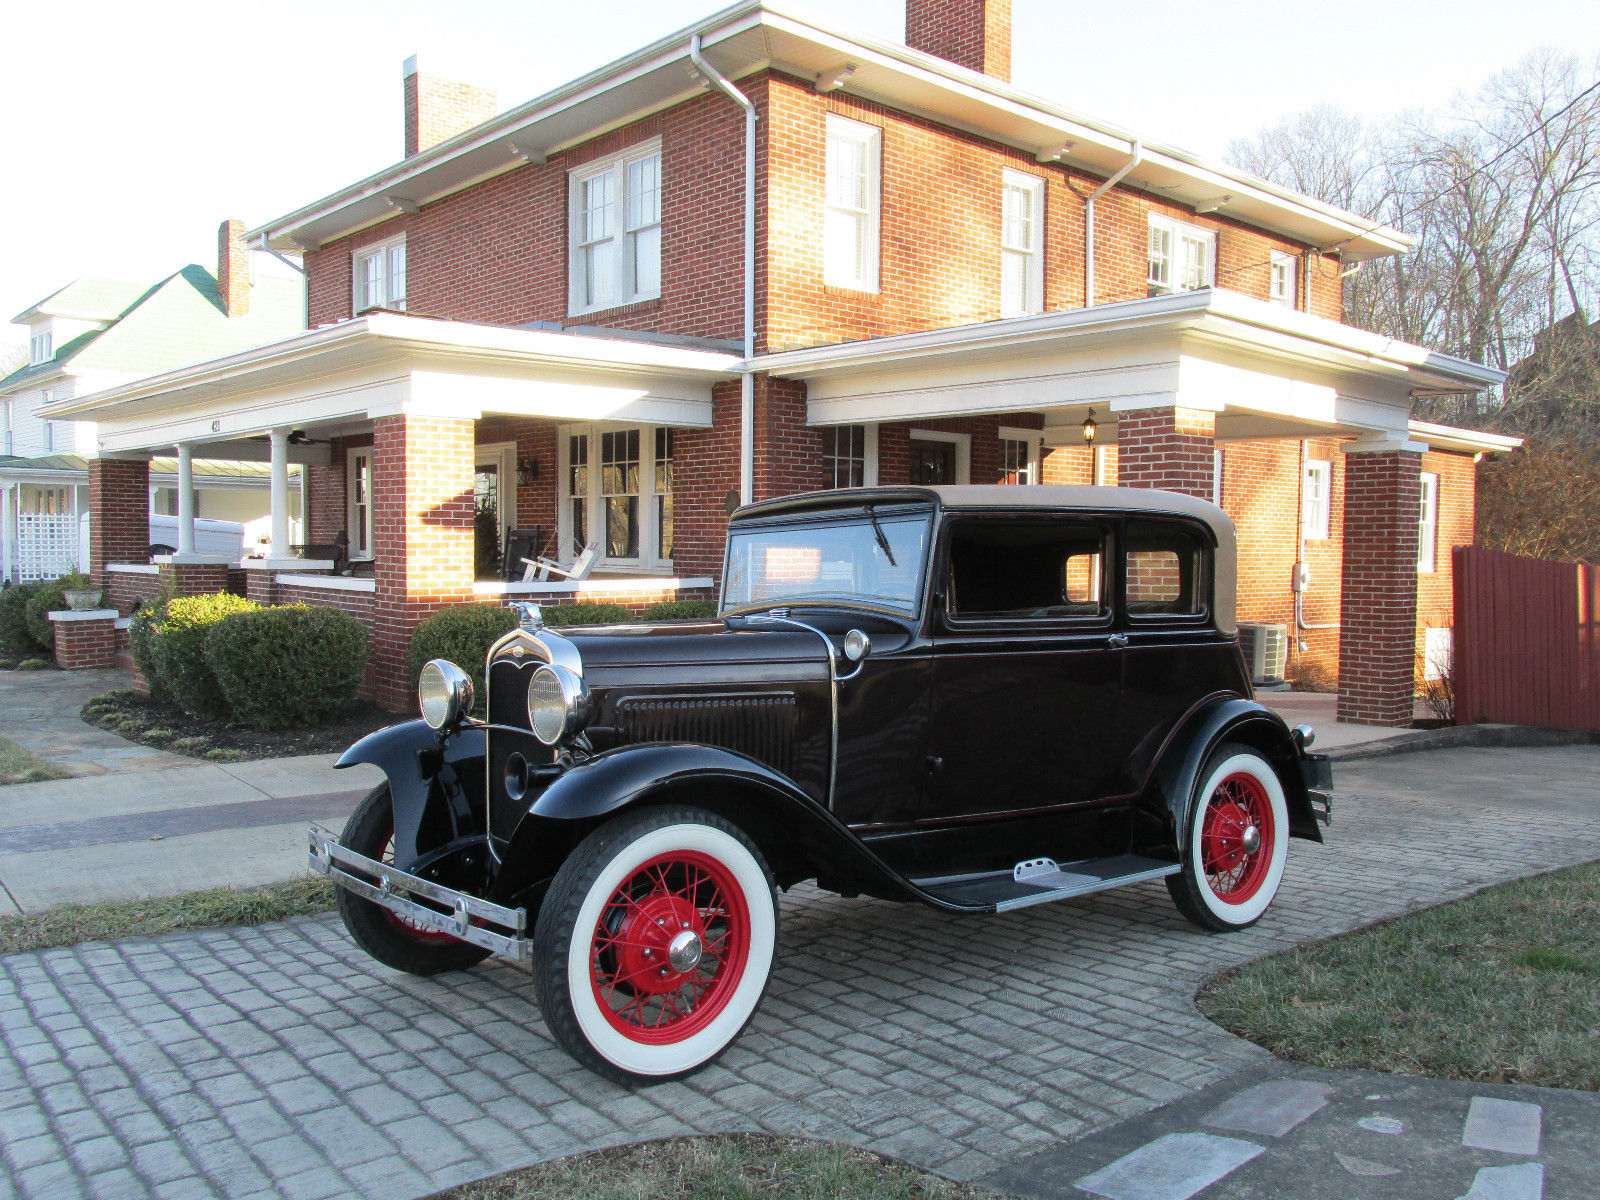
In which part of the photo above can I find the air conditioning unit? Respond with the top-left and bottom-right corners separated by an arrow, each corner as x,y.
1237,622 -> 1288,686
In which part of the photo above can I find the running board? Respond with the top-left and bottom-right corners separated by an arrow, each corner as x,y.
912,854 -> 1180,912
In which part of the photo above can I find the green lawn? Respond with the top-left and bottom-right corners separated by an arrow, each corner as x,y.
0,736 -> 68,785
0,877 -> 336,956
432,1135 -> 1001,1200
1198,860 -> 1600,1090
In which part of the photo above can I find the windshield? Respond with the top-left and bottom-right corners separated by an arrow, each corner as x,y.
722,510 -> 933,618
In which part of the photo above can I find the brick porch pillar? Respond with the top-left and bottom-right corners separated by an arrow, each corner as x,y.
1337,443 -> 1423,726
88,458 -> 150,587
371,414 -> 476,711
49,609 -> 119,669
1113,406 -> 1216,499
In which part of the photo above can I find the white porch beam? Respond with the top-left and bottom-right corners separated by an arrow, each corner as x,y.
175,443 -> 196,556
269,428 -> 291,558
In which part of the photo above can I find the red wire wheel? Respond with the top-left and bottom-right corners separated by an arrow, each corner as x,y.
588,850 -> 751,1044
377,822 -> 463,946
1199,770 -> 1276,903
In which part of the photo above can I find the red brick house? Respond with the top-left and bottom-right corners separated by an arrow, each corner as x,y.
45,0 -> 1514,723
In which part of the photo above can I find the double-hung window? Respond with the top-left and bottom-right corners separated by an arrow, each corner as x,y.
29,332 -> 52,364
1302,459 -> 1331,540
824,115 -> 881,291
561,424 -> 675,566
1418,473 -> 1439,573
1000,170 -> 1045,317
1269,251 -> 1297,308
347,451 -> 374,559
1148,216 -> 1215,295
353,237 -> 407,313
823,426 -> 867,488
569,139 -> 662,314
998,428 -> 1037,485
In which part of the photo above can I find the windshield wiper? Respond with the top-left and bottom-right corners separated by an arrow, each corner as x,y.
865,506 -> 897,567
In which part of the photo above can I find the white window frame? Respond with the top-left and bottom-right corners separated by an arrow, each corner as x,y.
1147,215 -> 1215,295
1000,170 -> 1045,317
998,425 -> 1040,485
822,424 -> 879,488
567,137 -> 663,316
823,115 -> 882,292
29,332 -> 52,365
558,422 -> 674,569
1302,459 -> 1331,540
907,428 -> 971,485
1269,251 -> 1297,308
352,235 -> 407,314
3,400 -> 11,455
1213,448 -> 1224,506
39,390 -> 53,453
347,450 -> 374,561
1418,472 -> 1439,573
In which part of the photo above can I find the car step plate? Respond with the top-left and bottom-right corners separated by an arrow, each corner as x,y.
914,854 -> 1180,912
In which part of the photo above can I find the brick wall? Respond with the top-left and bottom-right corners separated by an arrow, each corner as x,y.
404,64 -> 496,158
670,380 -> 745,581
1115,408 -> 1215,499
753,375 -> 823,499
89,459 -> 149,587
905,0 -> 1012,81
217,219 -> 250,318
1337,449 -> 1422,725
52,616 -> 117,670
105,567 -> 161,617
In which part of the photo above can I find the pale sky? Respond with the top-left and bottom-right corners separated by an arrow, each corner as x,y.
4,0 -> 1599,351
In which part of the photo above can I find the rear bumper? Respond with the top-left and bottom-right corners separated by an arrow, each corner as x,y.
308,826 -> 531,961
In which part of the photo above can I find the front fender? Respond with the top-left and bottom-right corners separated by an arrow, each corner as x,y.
1143,697 -> 1323,855
335,721 -> 486,868
502,743 -> 937,907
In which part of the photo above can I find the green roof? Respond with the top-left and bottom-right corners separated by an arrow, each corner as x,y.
12,277 -> 151,325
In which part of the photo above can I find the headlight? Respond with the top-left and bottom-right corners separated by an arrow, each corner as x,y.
528,663 -> 588,745
418,659 -> 474,730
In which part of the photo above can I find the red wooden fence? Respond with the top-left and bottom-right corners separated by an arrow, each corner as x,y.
1453,545 -> 1600,730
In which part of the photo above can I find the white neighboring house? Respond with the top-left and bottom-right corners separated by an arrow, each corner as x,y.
0,225 -> 306,582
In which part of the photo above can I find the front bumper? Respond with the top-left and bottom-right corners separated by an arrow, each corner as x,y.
308,826 -> 531,961
1300,751 -> 1333,825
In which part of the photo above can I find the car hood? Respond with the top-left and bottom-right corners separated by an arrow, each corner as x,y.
556,619 -> 829,682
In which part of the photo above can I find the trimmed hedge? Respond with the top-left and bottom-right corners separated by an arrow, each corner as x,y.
0,583 -> 48,651
641,599 -> 718,621
151,593 -> 260,718
405,604 -> 520,716
540,602 -> 638,626
23,579 -> 74,651
127,600 -> 167,698
207,605 -> 368,729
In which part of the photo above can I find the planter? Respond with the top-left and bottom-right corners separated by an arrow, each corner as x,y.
63,589 -> 104,611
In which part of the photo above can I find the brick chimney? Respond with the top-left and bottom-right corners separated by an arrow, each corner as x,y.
403,55 -> 496,158
905,0 -> 1012,81
217,219 -> 250,318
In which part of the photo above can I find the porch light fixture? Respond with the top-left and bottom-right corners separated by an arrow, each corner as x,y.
1082,409 -> 1098,446
517,456 -> 539,486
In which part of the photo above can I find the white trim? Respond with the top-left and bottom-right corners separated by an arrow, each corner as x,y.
1417,472 -> 1439,574
1302,459 -> 1331,541
46,608 -> 118,622
347,449 -> 374,561
241,557 -> 335,571
152,553 -> 235,565
823,115 -> 881,292
106,563 -> 158,575
997,424 -> 1041,485
352,234 -> 407,314
558,421 -> 674,570
277,573 -> 376,593
1147,214 -> 1216,295
568,137 -> 663,316
1000,169 -> 1045,318
1269,251 -> 1297,308
1407,420 -> 1523,455
907,427 -> 971,485
481,574 -> 713,596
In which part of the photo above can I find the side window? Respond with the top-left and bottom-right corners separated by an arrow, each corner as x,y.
946,519 -> 1108,620
1125,520 -> 1208,617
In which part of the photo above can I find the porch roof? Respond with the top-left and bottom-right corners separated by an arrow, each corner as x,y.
759,289 -> 1508,446
38,313 -> 741,455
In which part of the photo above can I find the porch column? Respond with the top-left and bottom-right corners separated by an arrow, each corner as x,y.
1,482 -> 12,584
371,414 -> 476,711
88,457 -> 151,587
1112,405 -> 1217,500
175,442 -> 196,556
269,427 -> 291,558
1337,441 -> 1424,726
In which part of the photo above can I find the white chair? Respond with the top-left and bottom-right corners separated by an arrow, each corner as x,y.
522,542 -> 599,583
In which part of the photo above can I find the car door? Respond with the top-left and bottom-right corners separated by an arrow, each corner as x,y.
922,514 -> 1130,829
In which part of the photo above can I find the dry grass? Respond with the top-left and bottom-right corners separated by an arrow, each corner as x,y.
0,877 -> 335,957
429,1135 -> 1003,1200
0,736 -> 68,785
1198,860 -> 1600,1090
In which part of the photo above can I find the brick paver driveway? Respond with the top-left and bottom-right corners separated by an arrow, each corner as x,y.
3,745 -> 1598,1200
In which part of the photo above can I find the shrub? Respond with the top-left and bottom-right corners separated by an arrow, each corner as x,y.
405,604 -> 520,715
0,582 -> 48,651
151,592 -> 260,718
540,602 -> 639,626
23,575 -> 88,651
641,598 -> 718,622
127,600 -> 168,700
208,605 -> 368,729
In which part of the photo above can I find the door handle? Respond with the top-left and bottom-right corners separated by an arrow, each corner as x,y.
1107,633 -> 1129,648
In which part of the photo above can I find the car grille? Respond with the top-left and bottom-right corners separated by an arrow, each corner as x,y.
613,693 -> 797,774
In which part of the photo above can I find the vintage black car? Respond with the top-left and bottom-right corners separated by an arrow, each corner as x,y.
310,485 -> 1331,1084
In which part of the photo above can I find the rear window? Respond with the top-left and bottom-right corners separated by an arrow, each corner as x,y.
1125,520 -> 1208,617
946,519 -> 1109,620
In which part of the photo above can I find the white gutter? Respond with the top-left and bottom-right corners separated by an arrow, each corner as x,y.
1084,141 -> 1141,307
689,33 -> 757,505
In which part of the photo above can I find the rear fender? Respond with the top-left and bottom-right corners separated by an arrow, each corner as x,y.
1143,697 -> 1323,855
497,743 -> 927,906
335,721 -> 486,869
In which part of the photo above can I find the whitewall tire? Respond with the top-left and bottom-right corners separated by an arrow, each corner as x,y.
1166,745 -> 1289,931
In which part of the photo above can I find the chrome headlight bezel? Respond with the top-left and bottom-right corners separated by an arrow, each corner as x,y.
418,659 -> 475,731
527,663 -> 588,746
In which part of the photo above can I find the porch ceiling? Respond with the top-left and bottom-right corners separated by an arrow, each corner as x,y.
39,314 -> 739,455
766,290 -> 1507,444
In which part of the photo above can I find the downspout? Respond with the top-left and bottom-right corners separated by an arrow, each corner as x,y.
689,34 -> 757,505
1084,140 -> 1141,307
